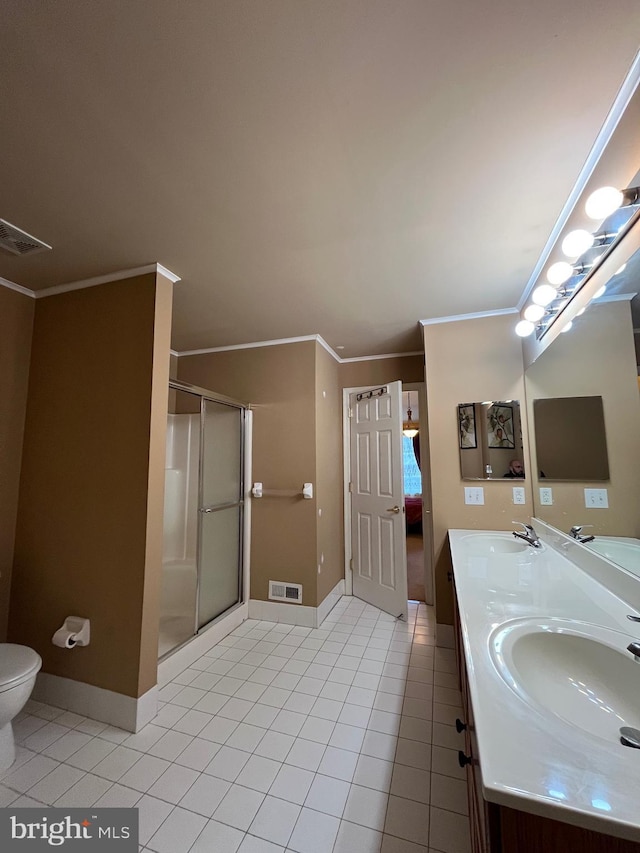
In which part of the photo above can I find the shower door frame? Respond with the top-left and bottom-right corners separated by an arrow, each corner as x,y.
168,379 -> 251,645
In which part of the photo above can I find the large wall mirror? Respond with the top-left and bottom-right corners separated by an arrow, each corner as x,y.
524,232 -> 640,574
458,400 -> 525,480
532,395 -> 609,481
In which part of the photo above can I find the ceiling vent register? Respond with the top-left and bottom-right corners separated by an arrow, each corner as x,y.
0,219 -> 52,256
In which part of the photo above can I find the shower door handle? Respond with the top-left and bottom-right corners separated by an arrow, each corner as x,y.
199,500 -> 244,513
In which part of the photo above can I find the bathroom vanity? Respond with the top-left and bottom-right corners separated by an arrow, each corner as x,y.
449,523 -> 640,853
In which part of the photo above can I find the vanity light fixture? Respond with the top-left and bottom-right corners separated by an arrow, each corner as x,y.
524,304 -> 545,322
585,185 -> 640,220
561,229 -> 595,258
531,283 -> 558,306
516,181 -> 640,340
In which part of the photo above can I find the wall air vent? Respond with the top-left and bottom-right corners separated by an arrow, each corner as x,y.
0,219 -> 52,256
269,581 -> 302,604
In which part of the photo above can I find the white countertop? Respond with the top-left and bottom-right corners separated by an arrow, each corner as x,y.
449,523 -> 640,842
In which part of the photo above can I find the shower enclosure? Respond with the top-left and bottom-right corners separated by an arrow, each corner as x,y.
159,380 -> 248,658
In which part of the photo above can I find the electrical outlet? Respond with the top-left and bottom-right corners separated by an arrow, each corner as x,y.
464,487 -> 484,505
512,487 -> 526,505
584,488 -> 609,508
539,487 -> 553,506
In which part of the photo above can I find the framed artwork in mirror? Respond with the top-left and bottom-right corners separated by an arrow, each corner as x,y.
487,404 -> 514,448
458,404 -> 477,449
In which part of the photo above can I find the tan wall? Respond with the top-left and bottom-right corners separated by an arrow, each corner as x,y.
178,342 -> 320,606
424,315 -> 531,625
339,354 -> 424,388
315,345 -> 344,603
9,273 -> 171,699
0,286 -> 35,641
526,299 -> 640,537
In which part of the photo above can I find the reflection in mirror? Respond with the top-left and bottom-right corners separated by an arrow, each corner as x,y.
525,239 -> 640,570
458,400 -> 525,480
532,396 -> 609,480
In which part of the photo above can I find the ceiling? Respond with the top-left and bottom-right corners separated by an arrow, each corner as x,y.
2,1 -> 640,358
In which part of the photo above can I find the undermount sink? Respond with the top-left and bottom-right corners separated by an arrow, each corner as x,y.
489,618 -> 640,742
461,533 -> 534,554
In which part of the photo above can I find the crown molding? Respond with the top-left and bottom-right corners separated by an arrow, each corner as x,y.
420,307 -> 518,326
176,334 -> 423,363
35,263 -> 181,299
338,350 -> 424,363
0,275 -> 36,298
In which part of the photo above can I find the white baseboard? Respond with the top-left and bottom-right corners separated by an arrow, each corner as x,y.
250,579 -> 345,629
317,579 -> 345,627
158,602 -> 248,686
436,623 -> 455,649
32,674 -> 158,733
249,599 -> 316,627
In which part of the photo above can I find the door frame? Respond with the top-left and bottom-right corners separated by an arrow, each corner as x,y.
343,382 -> 434,605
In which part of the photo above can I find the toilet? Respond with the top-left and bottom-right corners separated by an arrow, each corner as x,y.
0,644 -> 42,770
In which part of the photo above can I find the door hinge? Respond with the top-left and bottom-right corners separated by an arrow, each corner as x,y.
350,558 -> 353,570
348,407 -> 353,418
348,481 -> 353,493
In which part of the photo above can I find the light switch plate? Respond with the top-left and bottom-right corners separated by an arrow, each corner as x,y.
539,487 -> 553,506
464,487 -> 485,505
584,488 -> 609,508
512,487 -> 526,505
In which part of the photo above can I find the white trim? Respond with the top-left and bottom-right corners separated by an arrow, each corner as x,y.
316,335 -> 341,362
177,335 -> 324,357
517,49 -> 640,311
35,263 -> 181,299
0,276 -> 36,298
31,674 -> 158,733
436,623 -> 455,649
338,350 -> 424,363
420,307 -> 518,327
249,599 -> 317,628
175,335 -> 422,364
248,581 -> 345,629
158,603 -> 248,686
317,580 -> 345,627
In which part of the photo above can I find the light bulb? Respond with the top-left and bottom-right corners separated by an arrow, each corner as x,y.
524,304 -> 545,322
585,186 -> 623,220
615,263 -> 626,275
515,320 -> 535,337
561,321 -> 573,333
547,262 -> 574,285
593,284 -> 606,299
561,229 -> 594,258
532,284 -> 557,306
576,306 -> 586,317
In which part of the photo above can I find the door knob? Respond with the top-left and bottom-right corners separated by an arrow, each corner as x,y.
386,506 -> 400,514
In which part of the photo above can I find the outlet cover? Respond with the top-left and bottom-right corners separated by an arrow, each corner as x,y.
512,487 -> 526,505
464,486 -> 484,505
584,488 -> 609,508
539,487 -> 553,506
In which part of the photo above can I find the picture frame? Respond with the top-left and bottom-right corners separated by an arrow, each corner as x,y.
458,404 -> 477,449
487,404 -> 515,449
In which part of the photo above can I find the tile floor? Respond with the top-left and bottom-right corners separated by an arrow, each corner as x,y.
1,598 -> 471,853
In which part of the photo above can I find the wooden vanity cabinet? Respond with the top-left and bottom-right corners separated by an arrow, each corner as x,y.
451,580 -> 640,853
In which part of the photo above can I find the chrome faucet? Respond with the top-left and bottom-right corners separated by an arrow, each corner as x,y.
569,525 -> 595,544
512,522 -> 542,548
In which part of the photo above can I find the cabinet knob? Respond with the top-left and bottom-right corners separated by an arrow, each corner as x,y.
455,718 -> 467,733
458,750 -> 472,768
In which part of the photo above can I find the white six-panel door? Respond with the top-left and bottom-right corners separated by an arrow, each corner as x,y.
350,381 -> 408,620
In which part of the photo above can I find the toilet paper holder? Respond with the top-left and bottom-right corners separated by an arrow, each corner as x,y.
52,617 -> 91,648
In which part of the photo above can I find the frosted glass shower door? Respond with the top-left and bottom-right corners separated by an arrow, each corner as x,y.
198,399 -> 244,629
